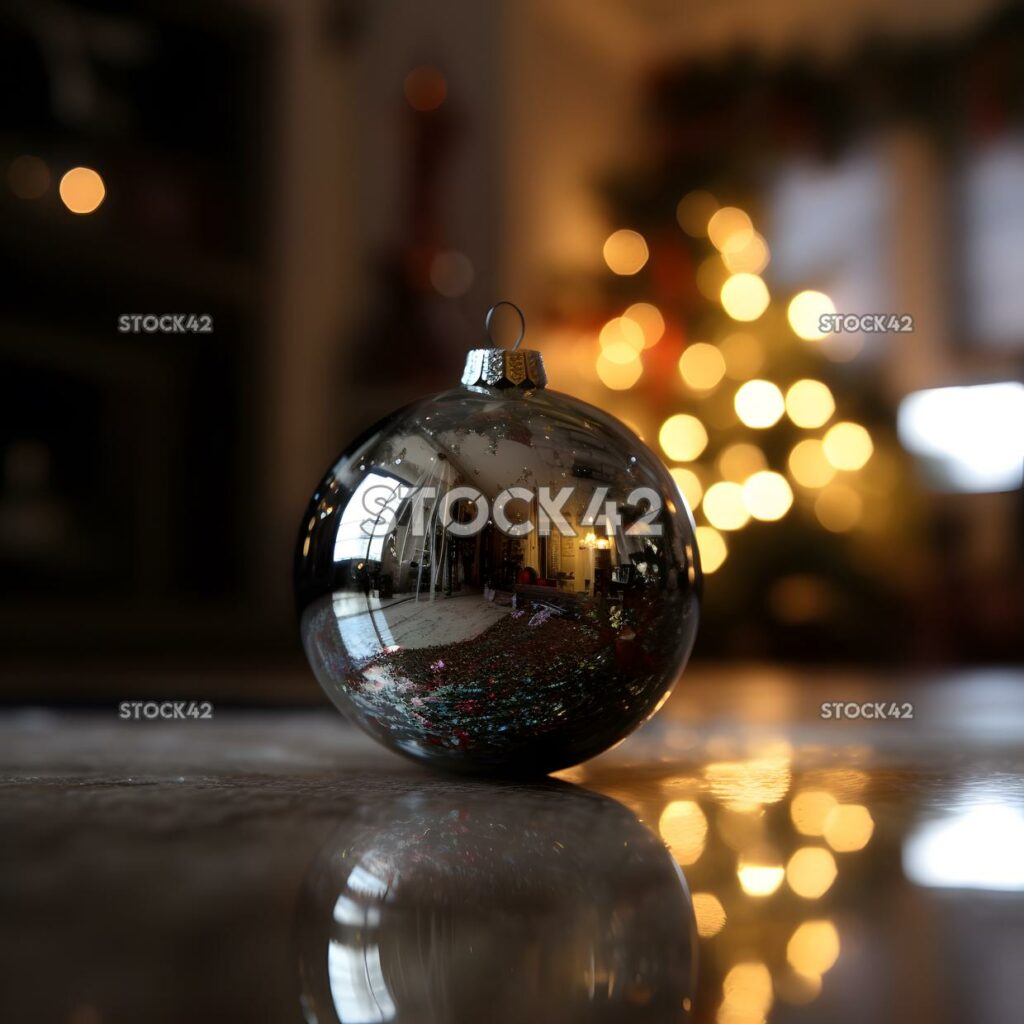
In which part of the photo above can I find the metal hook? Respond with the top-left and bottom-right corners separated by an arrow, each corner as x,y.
484,301 -> 526,351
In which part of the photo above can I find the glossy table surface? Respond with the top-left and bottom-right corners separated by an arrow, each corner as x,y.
2,667 -> 1023,1024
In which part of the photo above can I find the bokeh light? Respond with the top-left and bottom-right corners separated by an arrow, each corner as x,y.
623,302 -> 665,348
697,255 -> 729,301
676,189 -> 718,237
791,790 -> 839,835
721,273 -> 770,321
720,962 -> 773,1022
824,804 -> 875,852
787,847 -> 838,898
658,800 -> 707,865
692,892 -> 727,937
695,525 -> 727,573
679,342 -> 727,391
706,756 -> 791,806
788,440 -> 837,488
785,379 -> 836,428
404,66 -> 447,111
599,316 -> 645,362
707,206 -> 754,253
823,422 -> 873,470
659,414 -> 708,461
7,154 -> 50,199
596,352 -> 642,390
670,467 -> 704,511
720,332 -> 765,380
603,229 -> 649,275
787,290 -> 836,341
815,483 -> 864,532
722,231 -> 770,274
737,859 -> 785,896
718,443 -> 766,482
703,481 -> 750,530
787,920 -> 840,976
734,380 -> 785,428
59,166 -> 105,214
742,471 -> 794,521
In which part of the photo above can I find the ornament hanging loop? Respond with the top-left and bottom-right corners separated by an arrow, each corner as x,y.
485,301 -> 526,351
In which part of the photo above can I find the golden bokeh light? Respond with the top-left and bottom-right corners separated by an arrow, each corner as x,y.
742,471 -> 794,521
823,421 -> 873,470
790,790 -> 839,835
658,800 -> 708,865
787,920 -> 840,976
706,757 -> 792,807
786,847 -> 838,899
785,379 -> 836,428
737,859 -> 785,897
7,154 -> 50,199
775,968 -> 823,1005
708,206 -> 754,253
696,255 -> 730,301
676,189 -> 718,237
695,525 -> 727,573
596,352 -> 643,390
670,467 -> 703,511
734,380 -> 785,428
720,332 -> 765,380
603,229 -> 649,275
722,231 -> 770,274
718,443 -> 766,482
679,342 -> 727,391
623,302 -> 665,348
692,892 -> 727,937
720,962 -> 773,1023
788,440 -> 837,488
823,804 -> 875,852
721,273 -> 770,321
814,482 -> 864,532
59,166 -> 105,214
599,316 -> 645,362
404,66 -> 447,111
717,805 -> 765,851
659,414 -> 708,461
787,290 -> 836,341
703,481 -> 750,531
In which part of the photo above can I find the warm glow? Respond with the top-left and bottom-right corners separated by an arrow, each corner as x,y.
742,471 -> 793,521
723,231 -> 770,274
693,892 -> 727,937
718,443 -> 766,482
775,969 -> 823,1005
791,790 -> 839,835
787,920 -> 840,976
603,229 -> 649,275
815,483 -> 863,532
7,154 -> 50,199
734,380 -> 785,428
696,256 -> 729,301
659,800 -> 708,865
695,525 -> 727,573
659,414 -> 708,461
720,962 -> 773,1023
786,379 -> 836,428
717,805 -> 765,851
788,290 -> 836,341
703,482 -> 750,531
708,206 -> 754,253
706,757 -> 791,806
596,352 -> 642,390
679,342 -> 727,391
670,467 -> 703,511
404,66 -> 447,111
676,189 -> 718,237
721,273 -> 770,321
599,316 -> 645,362
720,332 -> 765,380
824,804 -> 875,852
59,166 -> 105,214
788,440 -> 837,488
787,847 -> 838,898
737,860 -> 785,897
623,302 -> 665,348
823,422 -> 873,470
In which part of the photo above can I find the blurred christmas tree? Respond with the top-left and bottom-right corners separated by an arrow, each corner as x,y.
544,59 -> 923,662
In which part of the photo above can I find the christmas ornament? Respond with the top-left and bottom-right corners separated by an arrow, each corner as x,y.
296,782 -> 696,1023
295,303 -> 701,773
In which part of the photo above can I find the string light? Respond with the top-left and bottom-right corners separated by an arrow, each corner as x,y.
814,482 -> 863,531
59,166 -> 105,214
707,207 -> 754,253
676,190 -> 718,237
788,440 -> 836,488
659,414 -> 708,461
695,525 -> 727,572
737,859 -> 785,896
658,800 -> 707,865
722,231 -> 770,274
786,379 -> 835,428
720,332 -> 765,380
786,847 -> 838,898
623,302 -> 665,347
670,467 -> 703,511
599,316 -> 645,361
603,229 -> 649,275
703,482 -> 750,530
823,804 -> 874,852
692,892 -> 727,937
791,791 -> 839,835
679,342 -> 727,391
787,290 -> 835,341
823,422 -> 873,470
734,380 -> 784,428
742,471 -> 793,521
718,443 -> 766,482
596,352 -> 642,390
721,273 -> 770,321
787,920 -> 840,976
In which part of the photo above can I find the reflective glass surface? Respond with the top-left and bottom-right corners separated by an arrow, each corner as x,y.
295,385 -> 701,773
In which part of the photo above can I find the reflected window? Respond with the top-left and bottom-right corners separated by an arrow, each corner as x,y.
334,473 -> 409,563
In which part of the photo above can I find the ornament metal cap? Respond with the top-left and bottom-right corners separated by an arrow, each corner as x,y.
462,301 -> 547,390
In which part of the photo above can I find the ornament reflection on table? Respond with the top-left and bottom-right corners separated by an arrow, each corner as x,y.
296,782 -> 696,1024
295,304 -> 701,774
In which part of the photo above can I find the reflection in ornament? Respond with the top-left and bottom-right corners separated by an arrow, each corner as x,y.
295,782 -> 697,1024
